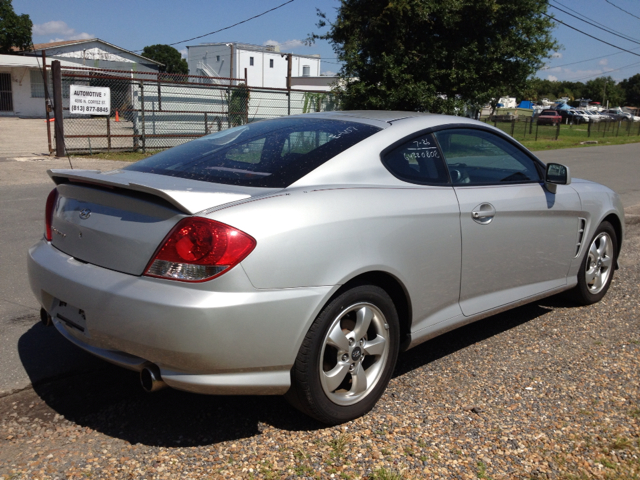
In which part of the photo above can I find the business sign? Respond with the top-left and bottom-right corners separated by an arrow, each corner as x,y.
69,85 -> 111,115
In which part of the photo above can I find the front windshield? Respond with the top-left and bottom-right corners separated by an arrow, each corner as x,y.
125,118 -> 381,188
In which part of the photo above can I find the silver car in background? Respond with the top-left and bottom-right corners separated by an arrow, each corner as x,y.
28,111 -> 624,424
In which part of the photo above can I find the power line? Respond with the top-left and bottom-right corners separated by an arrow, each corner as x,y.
569,60 -> 640,81
541,12 -> 640,57
549,3 -> 640,45
541,52 -> 619,70
605,0 -> 640,20
133,0 -> 297,52
552,1 -> 640,44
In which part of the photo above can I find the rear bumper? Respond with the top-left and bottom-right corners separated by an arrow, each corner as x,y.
28,239 -> 333,394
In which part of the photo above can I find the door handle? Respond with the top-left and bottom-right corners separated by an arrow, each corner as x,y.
471,203 -> 496,224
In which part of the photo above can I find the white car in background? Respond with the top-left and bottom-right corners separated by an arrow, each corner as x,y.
583,110 -> 604,122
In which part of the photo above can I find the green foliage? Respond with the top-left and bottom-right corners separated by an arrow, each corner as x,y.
620,73 -> 640,107
228,83 -> 250,127
311,0 -> 557,114
141,44 -> 188,74
584,76 -> 625,108
527,76 -> 629,107
0,0 -> 32,54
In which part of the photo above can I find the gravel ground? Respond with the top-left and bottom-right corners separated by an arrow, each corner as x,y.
1,223 -> 638,480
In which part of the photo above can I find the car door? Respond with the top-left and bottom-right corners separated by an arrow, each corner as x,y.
380,132 -> 463,331
434,128 -> 581,317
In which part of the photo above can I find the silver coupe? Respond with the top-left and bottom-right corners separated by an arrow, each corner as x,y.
28,111 -> 624,424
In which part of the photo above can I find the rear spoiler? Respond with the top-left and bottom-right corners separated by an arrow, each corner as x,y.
47,169 -> 251,215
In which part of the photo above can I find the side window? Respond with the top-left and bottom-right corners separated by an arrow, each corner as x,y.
382,133 -> 449,185
225,138 -> 266,164
434,129 -> 541,185
281,131 -> 332,158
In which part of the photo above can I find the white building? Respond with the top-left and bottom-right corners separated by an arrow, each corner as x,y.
1,39 -> 161,117
188,42 -> 322,89
0,54 -> 83,117
25,39 -> 162,72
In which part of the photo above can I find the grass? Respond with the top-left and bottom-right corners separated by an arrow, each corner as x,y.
329,434 -> 351,459
484,118 -> 640,151
369,468 -> 404,480
72,150 -> 158,162
477,461 -> 492,479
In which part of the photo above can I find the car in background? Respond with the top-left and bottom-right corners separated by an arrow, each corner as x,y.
536,109 -> 562,125
28,111 -> 624,425
562,110 -> 589,124
583,110 -> 604,122
601,109 -> 631,121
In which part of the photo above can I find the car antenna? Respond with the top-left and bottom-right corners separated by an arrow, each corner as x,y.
32,42 -> 73,170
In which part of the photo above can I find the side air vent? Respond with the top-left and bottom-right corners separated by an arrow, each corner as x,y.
575,218 -> 587,257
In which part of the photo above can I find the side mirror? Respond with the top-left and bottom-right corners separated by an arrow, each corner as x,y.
545,163 -> 571,193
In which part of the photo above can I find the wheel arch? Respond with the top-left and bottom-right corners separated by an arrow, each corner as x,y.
330,271 -> 413,352
602,213 -> 623,268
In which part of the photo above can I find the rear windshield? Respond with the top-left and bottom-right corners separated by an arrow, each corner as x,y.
124,118 -> 381,188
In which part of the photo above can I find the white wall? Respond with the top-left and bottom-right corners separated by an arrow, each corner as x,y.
0,67 -> 47,117
189,44 -> 322,89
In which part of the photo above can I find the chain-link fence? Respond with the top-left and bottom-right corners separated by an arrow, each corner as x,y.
49,64 -> 340,154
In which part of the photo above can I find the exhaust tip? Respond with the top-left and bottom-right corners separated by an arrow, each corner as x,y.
140,364 -> 167,393
40,308 -> 53,327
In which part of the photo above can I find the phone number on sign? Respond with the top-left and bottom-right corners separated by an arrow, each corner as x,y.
71,105 -> 109,114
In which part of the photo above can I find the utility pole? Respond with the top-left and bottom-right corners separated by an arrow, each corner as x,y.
281,53 -> 293,115
229,43 -> 234,86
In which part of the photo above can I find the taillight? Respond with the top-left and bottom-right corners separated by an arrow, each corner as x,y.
45,188 -> 58,241
144,217 -> 256,282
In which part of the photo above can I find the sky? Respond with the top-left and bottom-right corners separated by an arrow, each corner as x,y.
13,0 -> 640,83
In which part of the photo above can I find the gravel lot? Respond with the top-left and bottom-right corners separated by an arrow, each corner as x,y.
1,225 -> 638,480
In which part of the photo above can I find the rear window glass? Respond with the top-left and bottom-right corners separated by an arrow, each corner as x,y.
124,118 -> 381,188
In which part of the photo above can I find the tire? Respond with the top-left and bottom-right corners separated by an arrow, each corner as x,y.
286,285 -> 400,425
569,221 -> 617,305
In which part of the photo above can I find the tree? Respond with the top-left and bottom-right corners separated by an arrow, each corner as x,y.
584,76 -> 625,108
619,74 -> 640,107
141,44 -> 188,75
0,0 -> 32,54
228,83 -> 250,126
311,0 -> 557,114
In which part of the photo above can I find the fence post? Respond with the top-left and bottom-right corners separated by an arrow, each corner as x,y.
510,119 -> 515,137
226,88 -> 231,128
555,121 -> 560,140
107,115 -> 111,151
204,112 -> 208,134
588,120 -> 591,138
51,60 -> 65,157
523,118 -> 527,140
42,50 -> 53,155
535,121 -> 539,141
140,83 -> 146,153
616,121 -> 620,137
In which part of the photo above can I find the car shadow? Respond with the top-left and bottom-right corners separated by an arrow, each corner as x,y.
17,294 -> 567,447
